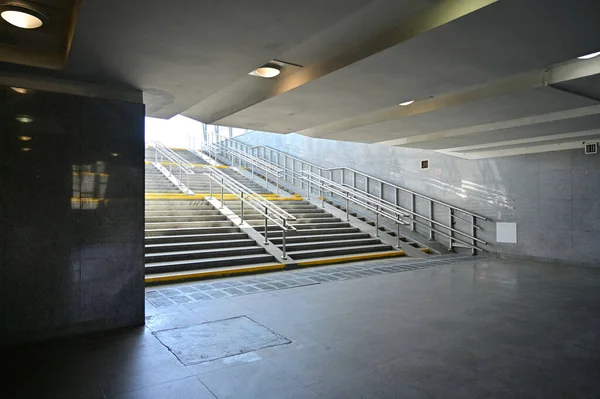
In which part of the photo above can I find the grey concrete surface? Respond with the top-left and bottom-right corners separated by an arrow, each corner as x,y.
236,131 -> 600,266
3,257 -> 600,398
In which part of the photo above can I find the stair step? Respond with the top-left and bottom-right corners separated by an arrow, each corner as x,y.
288,244 -> 394,260
145,226 -> 241,236
261,227 -> 360,237
145,254 -> 276,274
254,222 -> 351,231
145,239 -> 256,253
145,215 -> 228,222
145,262 -> 284,285
269,232 -> 371,244
145,246 -> 266,262
279,238 -> 381,251
145,221 -> 233,228
145,232 -> 248,243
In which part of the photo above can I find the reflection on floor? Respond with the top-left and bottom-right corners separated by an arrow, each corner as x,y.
4,257 -> 600,398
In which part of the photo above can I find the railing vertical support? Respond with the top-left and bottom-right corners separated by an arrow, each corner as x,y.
321,186 -> 324,208
471,215 -> 477,256
220,178 -> 224,208
410,193 -> 416,232
306,174 -> 311,200
429,201 -> 434,241
281,220 -> 287,260
276,175 -> 280,195
346,198 -> 350,221
266,170 -> 269,190
264,206 -> 269,244
375,206 -> 380,237
240,192 -> 244,224
396,216 -> 401,248
448,208 -> 454,251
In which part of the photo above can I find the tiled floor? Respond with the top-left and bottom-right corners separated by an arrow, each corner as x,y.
4,256 -> 600,398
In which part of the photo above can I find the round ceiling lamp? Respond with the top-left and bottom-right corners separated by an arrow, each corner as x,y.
254,64 -> 281,78
1,4 -> 45,29
399,100 -> 415,106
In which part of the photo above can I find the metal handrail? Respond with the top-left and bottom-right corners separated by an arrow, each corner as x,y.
221,138 -> 487,254
219,145 -> 284,194
154,141 -> 194,168
202,166 -> 296,259
302,170 -> 486,251
151,142 -> 195,190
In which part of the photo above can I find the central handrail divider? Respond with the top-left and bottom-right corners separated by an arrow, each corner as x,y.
201,165 -> 296,259
215,137 -> 488,254
220,145 -> 284,194
151,141 -> 195,190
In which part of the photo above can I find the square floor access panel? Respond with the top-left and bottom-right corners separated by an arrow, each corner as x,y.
154,316 -> 290,365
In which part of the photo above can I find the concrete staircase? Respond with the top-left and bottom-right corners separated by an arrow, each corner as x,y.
223,199 -> 397,262
145,199 -> 277,282
145,164 -> 181,193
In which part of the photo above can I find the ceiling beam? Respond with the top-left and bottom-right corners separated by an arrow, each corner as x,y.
200,0 -> 498,124
298,54 -> 600,142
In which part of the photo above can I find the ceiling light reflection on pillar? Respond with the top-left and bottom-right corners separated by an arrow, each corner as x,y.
1,9 -> 44,29
18,136 -> 32,141
22,147 -> 31,152
578,51 -> 600,60
16,114 -> 34,123
11,87 -> 29,94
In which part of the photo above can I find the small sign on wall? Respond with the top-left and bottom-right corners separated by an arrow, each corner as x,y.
496,222 -> 517,243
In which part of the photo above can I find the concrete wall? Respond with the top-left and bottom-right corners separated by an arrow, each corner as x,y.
236,132 -> 600,266
0,85 -> 145,344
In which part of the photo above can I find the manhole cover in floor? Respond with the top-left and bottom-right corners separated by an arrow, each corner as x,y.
154,316 -> 291,365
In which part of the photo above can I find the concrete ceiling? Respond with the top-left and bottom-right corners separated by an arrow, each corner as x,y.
2,0 -> 600,158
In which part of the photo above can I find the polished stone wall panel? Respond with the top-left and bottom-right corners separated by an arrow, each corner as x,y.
237,132 -> 600,266
0,85 -> 144,344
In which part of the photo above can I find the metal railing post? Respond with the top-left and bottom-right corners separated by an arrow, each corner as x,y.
264,206 -> 269,244
396,216 -> 401,248
429,201 -> 434,240
376,206 -> 380,237
448,208 -> 454,251
306,174 -> 311,200
220,178 -> 224,208
471,215 -> 477,256
346,198 -> 350,221
240,192 -> 244,224
266,170 -> 269,190
252,163 -> 254,180
281,219 -> 287,260
410,193 -> 416,232
276,175 -> 280,195
321,186 -> 324,208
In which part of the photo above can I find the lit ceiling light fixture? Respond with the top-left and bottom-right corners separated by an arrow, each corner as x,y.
22,147 -> 31,152
399,100 -> 415,106
111,153 -> 119,157
18,136 -> 32,141
11,87 -> 29,94
254,64 -> 281,78
578,51 -> 600,60
16,114 -> 33,123
1,5 -> 45,29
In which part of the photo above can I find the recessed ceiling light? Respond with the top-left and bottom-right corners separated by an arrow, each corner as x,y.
254,64 -> 281,78
111,153 -> 119,157
16,114 -> 33,123
22,147 -> 31,152
1,8 -> 44,29
399,100 -> 415,106
11,87 -> 29,94
18,136 -> 32,141
578,51 -> 600,60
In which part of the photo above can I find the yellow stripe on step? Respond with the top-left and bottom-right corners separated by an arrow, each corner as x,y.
295,250 -> 405,267
145,263 -> 285,284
